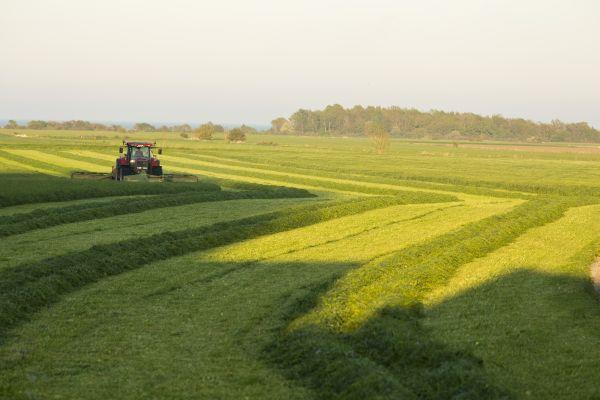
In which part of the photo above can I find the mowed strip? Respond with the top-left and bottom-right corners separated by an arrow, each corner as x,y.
3,149 -> 107,173
162,153 -> 490,202
425,204 -> 600,399
0,197 -> 517,399
0,197 -> 314,271
65,149 -> 377,196
0,154 -> 61,176
66,149 -> 490,201
200,198 -> 520,265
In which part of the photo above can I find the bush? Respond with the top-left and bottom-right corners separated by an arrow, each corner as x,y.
194,123 -> 215,140
226,128 -> 246,143
180,133 -> 189,139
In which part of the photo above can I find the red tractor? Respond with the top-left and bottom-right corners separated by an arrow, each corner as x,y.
71,141 -> 197,182
112,141 -> 163,181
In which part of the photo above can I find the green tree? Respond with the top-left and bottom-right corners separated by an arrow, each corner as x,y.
4,120 -> 19,129
226,128 -> 246,143
271,117 -> 288,133
27,120 -> 47,130
133,122 -> 156,132
194,123 -> 215,140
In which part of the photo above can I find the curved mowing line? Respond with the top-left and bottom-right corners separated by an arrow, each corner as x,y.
63,149 -> 380,197
2,149 -> 107,172
269,197 -> 579,399
0,188 -> 315,238
0,196 -> 414,342
160,153 -> 491,201
65,149 -> 473,200
0,155 -> 61,176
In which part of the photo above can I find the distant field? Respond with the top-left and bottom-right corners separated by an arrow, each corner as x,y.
0,128 -> 599,399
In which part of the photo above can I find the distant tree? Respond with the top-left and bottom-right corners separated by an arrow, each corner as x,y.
240,124 -> 257,135
158,125 -> 171,132
280,120 -> 294,134
27,120 -> 48,130
194,123 -> 215,140
280,104 -> 600,143
133,122 -> 156,132
271,117 -> 288,133
172,124 -> 192,133
364,120 -> 390,154
4,120 -> 19,129
110,124 -> 126,132
211,123 -> 225,132
226,128 -> 246,143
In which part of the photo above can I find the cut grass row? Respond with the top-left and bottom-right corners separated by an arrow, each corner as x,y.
0,198 -> 315,271
0,196 -> 425,340
0,186 -> 314,237
59,148 -> 505,200
0,195 -> 517,399
272,197 -> 584,399
0,174 -> 221,208
424,204 -> 600,399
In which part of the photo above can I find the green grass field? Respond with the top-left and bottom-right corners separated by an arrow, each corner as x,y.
1,129 -> 599,399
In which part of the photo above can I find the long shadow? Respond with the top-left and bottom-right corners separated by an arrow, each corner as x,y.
263,269 -> 600,399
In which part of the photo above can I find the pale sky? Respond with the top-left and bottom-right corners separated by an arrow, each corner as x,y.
1,0 -> 599,127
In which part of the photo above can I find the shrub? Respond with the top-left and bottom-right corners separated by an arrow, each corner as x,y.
226,128 -> 246,143
194,123 -> 215,140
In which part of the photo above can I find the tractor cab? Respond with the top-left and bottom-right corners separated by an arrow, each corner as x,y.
113,141 -> 163,181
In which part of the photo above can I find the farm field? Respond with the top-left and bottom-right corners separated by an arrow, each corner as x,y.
1,129 -> 600,399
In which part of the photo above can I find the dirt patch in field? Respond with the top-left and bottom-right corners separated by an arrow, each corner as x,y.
591,258 -> 600,294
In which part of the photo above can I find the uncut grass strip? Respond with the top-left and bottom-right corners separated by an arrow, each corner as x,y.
0,187 -> 315,236
0,196 -> 412,340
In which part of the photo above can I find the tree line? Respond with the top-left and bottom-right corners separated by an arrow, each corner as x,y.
271,105 -> 600,143
2,119 -> 255,143
2,119 -> 228,133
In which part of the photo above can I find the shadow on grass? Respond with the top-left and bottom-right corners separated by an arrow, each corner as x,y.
264,269 -> 600,399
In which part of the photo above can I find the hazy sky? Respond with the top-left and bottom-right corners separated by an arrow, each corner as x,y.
1,0 -> 599,126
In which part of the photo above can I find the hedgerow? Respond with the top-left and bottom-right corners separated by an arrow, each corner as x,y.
0,195 -> 432,340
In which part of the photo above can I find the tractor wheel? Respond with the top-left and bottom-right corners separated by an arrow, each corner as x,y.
151,166 -> 163,177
